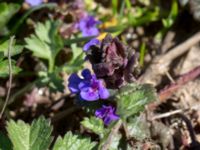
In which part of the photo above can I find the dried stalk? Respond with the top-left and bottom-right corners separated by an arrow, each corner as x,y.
159,65 -> 200,101
140,32 -> 200,85
151,104 -> 200,120
149,65 -> 200,110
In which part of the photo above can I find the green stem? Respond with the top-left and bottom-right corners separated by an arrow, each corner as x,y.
48,58 -> 54,73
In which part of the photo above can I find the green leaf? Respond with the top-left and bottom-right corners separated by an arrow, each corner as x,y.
38,71 -> 64,92
7,116 -> 53,150
116,83 -> 157,119
108,134 -> 122,150
53,131 -> 96,150
0,132 -> 12,150
125,0 -> 131,10
126,116 -> 150,140
25,20 -> 64,72
35,21 -> 51,43
0,39 -> 23,57
128,6 -> 160,27
155,0 -> 178,42
81,117 -> 105,137
112,0 -> 118,15
162,0 -> 178,28
25,34 -> 51,60
0,3 -> 20,31
0,59 -> 21,78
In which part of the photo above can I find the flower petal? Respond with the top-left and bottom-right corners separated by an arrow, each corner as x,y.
78,81 -> 90,90
80,88 -> 99,101
81,69 -> 92,79
110,114 -> 120,121
25,0 -> 43,6
95,108 -> 105,119
68,73 -> 82,93
98,81 -> 109,99
95,105 -> 119,125
103,117 -> 112,125
82,27 -> 99,37
78,15 -> 100,37
83,39 -> 100,51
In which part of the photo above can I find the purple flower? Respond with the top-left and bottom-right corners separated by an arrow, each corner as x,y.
83,39 -> 100,51
78,16 -> 100,37
25,0 -> 43,6
68,69 -> 109,101
95,105 -> 119,125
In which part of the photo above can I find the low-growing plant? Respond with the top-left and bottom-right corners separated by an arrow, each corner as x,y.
0,0 -> 182,149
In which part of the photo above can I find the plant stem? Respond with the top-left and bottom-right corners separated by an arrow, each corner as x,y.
0,36 -> 14,118
48,58 -> 54,73
101,119 -> 122,150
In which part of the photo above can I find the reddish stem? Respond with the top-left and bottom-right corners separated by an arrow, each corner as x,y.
149,66 -> 200,110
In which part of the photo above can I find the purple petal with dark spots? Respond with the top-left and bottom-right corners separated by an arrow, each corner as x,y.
68,69 -> 110,101
80,87 -> 99,101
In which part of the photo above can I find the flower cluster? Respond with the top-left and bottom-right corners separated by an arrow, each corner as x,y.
68,69 -> 118,125
77,15 -> 100,37
68,27 -> 139,125
68,69 -> 109,101
95,105 -> 119,125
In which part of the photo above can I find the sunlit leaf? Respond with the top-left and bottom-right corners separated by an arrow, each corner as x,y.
7,116 -> 53,150
109,133 -> 122,150
53,132 -> 96,150
126,116 -> 150,140
25,34 -> 51,60
116,83 -> 157,119
25,20 -> 63,72
81,117 -> 105,137
0,3 -> 20,32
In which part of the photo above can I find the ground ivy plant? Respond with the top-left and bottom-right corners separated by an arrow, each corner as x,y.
0,33 -> 157,150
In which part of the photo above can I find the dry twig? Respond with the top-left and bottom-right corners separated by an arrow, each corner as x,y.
151,104 -> 200,120
148,65 -> 200,110
140,32 -> 200,85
